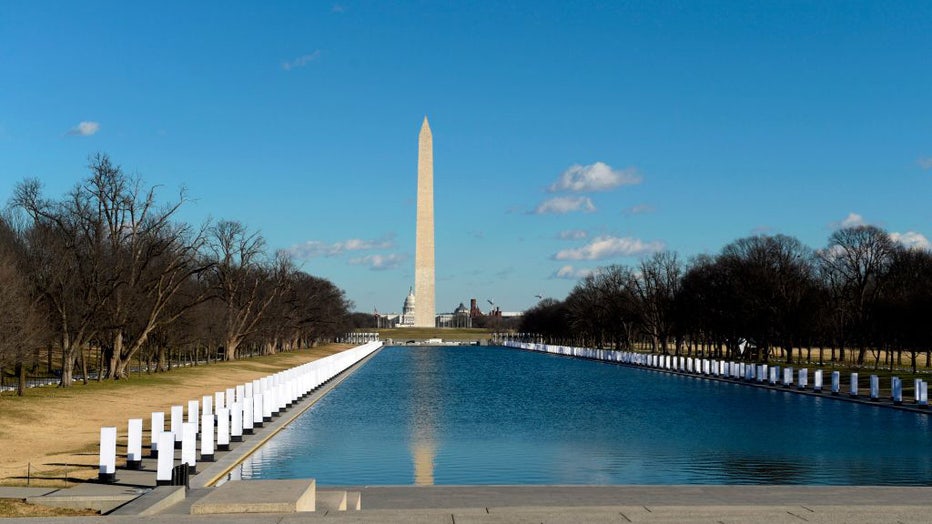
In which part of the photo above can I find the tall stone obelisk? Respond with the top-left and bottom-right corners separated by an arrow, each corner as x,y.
414,116 -> 436,328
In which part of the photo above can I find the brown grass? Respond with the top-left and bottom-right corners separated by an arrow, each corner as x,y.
0,498 -> 99,517
0,344 -> 352,485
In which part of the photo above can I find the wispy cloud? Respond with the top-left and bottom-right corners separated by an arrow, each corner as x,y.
623,203 -> 654,216
890,231 -> 931,251
66,121 -> 99,136
533,196 -> 596,215
553,235 -> 664,260
548,162 -> 641,193
282,50 -> 321,71
331,4 -> 346,13
349,253 -> 406,270
550,265 -> 598,280
285,236 -> 393,259
920,157 -> 932,170
558,229 -> 588,241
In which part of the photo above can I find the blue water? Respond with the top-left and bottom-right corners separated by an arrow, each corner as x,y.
237,345 -> 932,485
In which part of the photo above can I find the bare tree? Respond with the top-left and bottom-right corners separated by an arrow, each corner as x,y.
564,273 -> 608,348
563,266 -> 639,350
519,298 -> 570,344
630,251 -> 682,354
12,178 -> 111,386
718,234 -> 818,363
78,155 -> 214,378
0,218 -> 46,395
13,155 -> 211,380
206,220 -> 280,360
875,247 -> 932,372
818,225 -> 895,366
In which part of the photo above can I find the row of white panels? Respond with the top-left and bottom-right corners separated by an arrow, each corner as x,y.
505,342 -> 927,407
98,341 -> 383,482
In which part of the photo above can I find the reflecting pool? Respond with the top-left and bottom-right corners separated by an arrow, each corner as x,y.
236,345 -> 932,485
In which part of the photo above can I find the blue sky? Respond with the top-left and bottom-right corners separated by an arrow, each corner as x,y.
2,1 -> 930,315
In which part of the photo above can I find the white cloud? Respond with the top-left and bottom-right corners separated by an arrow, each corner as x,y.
834,212 -> 867,229
919,157 -> 932,170
890,231 -> 931,251
67,121 -> 100,136
533,196 -> 596,215
342,238 -> 393,251
282,51 -> 321,71
548,162 -> 641,193
558,229 -> 588,240
553,235 -> 664,260
624,204 -> 654,216
349,253 -> 405,270
551,265 -> 598,280
284,236 -> 393,259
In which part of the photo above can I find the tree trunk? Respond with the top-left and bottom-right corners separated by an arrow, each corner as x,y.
59,336 -> 75,388
156,346 -> 167,372
224,337 -> 240,361
113,357 -> 130,379
78,345 -> 89,385
106,332 -> 123,379
15,361 -> 26,397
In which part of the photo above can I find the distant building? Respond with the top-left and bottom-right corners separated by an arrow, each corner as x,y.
400,288 -> 416,327
376,293 -> 521,329
436,302 -> 472,328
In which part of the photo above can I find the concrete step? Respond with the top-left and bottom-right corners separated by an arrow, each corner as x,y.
316,490 -> 347,512
108,486 -> 185,516
189,479 -> 315,514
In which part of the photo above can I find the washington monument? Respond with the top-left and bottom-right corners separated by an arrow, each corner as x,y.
414,116 -> 436,327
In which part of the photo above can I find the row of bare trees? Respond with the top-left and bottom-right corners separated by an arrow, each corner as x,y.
0,154 -> 353,391
521,228 -> 932,371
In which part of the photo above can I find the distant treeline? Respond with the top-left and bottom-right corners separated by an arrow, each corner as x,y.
520,229 -> 932,371
0,154 -> 354,390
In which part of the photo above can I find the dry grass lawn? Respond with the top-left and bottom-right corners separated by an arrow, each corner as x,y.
0,498 -> 99,517
0,344 -> 352,486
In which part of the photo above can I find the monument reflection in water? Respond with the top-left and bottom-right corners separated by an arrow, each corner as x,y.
237,345 -> 932,486
410,347 -> 437,485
